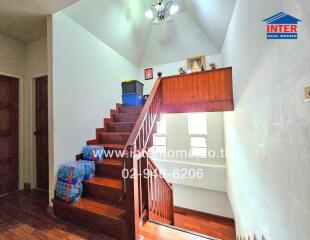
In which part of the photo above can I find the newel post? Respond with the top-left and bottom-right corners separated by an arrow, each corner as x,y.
125,145 -> 136,240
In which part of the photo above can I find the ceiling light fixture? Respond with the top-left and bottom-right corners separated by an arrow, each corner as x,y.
145,0 -> 179,25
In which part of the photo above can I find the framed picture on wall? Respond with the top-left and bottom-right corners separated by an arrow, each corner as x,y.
186,55 -> 206,73
144,68 -> 153,80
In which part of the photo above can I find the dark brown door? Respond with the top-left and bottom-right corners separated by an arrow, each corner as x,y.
0,75 -> 19,196
36,76 -> 48,190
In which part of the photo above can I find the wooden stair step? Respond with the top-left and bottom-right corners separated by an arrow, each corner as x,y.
85,176 -> 122,189
98,132 -> 130,145
100,158 -> 122,166
107,122 -> 136,132
96,159 -> 123,179
118,106 -> 143,113
53,198 -> 127,239
113,112 -> 140,122
95,144 -> 126,158
83,176 -> 123,203
100,143 -> 125,150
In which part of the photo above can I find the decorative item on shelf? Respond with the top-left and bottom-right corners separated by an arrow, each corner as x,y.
144,68 -> 153,80
209,62 -> 217,70
178,67 -> 186,75
186,55 -> 206,73
145,0 -> 179,25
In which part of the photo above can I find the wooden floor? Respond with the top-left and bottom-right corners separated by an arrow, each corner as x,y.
0,189 -> 115,240
140,222 -> 213,240
174,212 -> 236,240
0,189 -> 235,240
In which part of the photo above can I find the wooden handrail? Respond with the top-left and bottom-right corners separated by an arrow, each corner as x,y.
125,76 -> 162,150
123,76 -> 174,239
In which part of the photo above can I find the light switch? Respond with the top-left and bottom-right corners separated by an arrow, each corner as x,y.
305,86 -> 310,101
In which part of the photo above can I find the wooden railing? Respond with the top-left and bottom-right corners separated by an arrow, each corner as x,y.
123,77 -> 174,240
147,157 -> 174,225
123,67 -> 234,239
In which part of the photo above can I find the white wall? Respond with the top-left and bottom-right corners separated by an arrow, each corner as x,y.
222,0 -> 310,239
152,112 -> 234,218
24,37 -> 48,188
139,54 -> 222,94
63,0 -> 151,66
0,34 -> 25,76
49,12 -> 139,204
173,184 -> 234,218
154,112 -> 226,165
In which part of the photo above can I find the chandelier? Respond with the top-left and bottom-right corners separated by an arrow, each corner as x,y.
144,0 -> 179,24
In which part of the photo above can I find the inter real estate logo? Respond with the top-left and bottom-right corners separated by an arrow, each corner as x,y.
263,12 -> 301,39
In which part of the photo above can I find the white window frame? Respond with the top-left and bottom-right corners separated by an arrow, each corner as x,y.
188,113 -> 208,158
153,115 -> 167,155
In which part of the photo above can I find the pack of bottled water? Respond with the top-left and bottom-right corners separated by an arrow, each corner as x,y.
78,160 -> 96,181
82,145 -> 105,161
55,181 -> 83,203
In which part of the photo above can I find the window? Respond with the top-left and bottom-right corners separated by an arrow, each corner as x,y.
188,113 -> 207,134
153,115 -> 167,155
157,114 -> 166,134
190,137 -> 207,158
188,113 -> 207,158
153,136 -> 167,154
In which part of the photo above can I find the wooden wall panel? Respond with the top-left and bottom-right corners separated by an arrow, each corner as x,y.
161,67 -> 234,113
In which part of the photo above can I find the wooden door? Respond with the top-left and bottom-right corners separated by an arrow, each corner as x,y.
36,76 -> 48,190
0,75 -> 19,196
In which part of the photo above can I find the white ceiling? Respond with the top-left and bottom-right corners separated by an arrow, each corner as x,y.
63,0 -> 236,67
0,0 -> 79,42
185,0 -> 237,50
0,0 -> 236,66
140,11 -> 219,67
63,0 -> 152,67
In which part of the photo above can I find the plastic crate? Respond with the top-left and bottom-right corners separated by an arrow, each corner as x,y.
122,80 -> 144,95
122,93 -> 143,106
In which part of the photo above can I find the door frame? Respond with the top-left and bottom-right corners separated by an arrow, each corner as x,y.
0,71 -> 22,191
32,74 -> 48,190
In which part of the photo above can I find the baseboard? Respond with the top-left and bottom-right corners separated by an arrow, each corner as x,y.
174,206 -> 235,226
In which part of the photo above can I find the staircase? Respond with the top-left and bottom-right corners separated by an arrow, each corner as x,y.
53,68 -> 234,240
54,105 -> 143,240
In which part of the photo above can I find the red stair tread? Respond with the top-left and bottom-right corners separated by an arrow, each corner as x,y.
97,159 -> 122,167
99,143 -> 125,149
108,121 -> 136,124
85,176 -> 122,190
69,198 -> 126,220
99,132 -> 131,135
